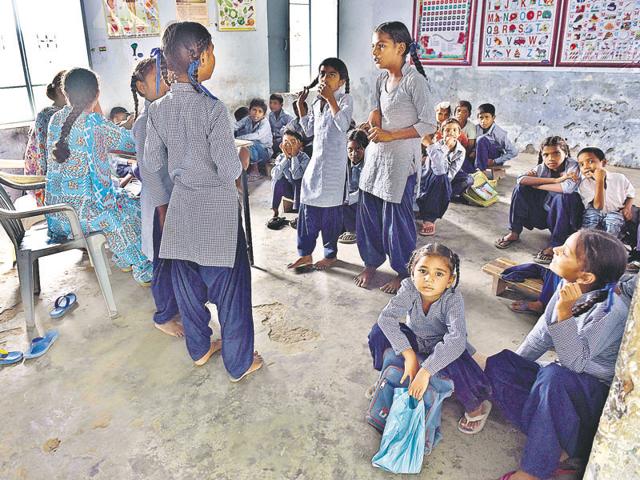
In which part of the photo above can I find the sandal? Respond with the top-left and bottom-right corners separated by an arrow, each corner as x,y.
533,250 -> 553,265
289,217 -> 298,230
508,300 -> 542,315
266,216 -> 288,230
0,348 -> 23,366
495,236 -> 519,249
457,400 -> 492,435
419,221 -> 436,237
23,330 -> 59,360
338,232 -> 357,244
50,293 -> 78,319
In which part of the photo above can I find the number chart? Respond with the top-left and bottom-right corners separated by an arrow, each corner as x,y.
412,0 -> 477,65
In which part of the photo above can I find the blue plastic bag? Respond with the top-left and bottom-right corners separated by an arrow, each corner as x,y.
422,375 -> 454,455
372,388 -> 426,474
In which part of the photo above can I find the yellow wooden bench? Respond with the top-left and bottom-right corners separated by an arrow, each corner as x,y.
482,257 -> 544,297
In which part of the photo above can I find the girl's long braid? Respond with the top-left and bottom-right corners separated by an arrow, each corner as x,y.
160,53 -> 171,89
52,104 -> 86,163
130,73 -> 140,119
409,44 -> 427,78
187,37 -> 210,94
130,58 -> 156,119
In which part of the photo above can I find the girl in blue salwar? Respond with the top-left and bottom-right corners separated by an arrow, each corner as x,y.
486,229 -> 629,480
45,68 -> 152,285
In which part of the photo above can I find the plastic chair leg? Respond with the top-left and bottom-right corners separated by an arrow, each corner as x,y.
33,258 -> 41,296
86,236 -> 118,318
16,253 -> 37,338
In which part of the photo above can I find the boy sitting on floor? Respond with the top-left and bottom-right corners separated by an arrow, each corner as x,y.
472,103 -> 517,174
235,98 -> 273,173
268,93 -> 293,157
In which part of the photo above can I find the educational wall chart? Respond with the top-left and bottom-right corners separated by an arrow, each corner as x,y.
557,0 -> 640,67
103,0 -> 160,38
216,0 -> 256,31
176,0 -> 210,26
479,0 -> 561,66
412,0 -> 476,65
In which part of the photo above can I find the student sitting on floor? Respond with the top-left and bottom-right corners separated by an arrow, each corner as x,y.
287,57 -> 353,272
423,101 -> 467,147
367,243 -> 493,435
268,129 -> 310,229
454,100 -> 476,168
235,98 -> 273,171
338,129 -> 368,244
577,147 -> 635,239
416,118 -> 472,237
495,136 -> 583,265
486,229 -> 629,480
284,101 -> 313,158
268,93 -> 293,157
234,106 -> 249,122
470,103 -> 517,174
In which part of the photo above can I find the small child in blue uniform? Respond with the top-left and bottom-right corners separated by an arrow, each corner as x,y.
486,229 -> 629,480
368,243 -> 493,435
338,129 -> 368,244
470,103 -> 517,173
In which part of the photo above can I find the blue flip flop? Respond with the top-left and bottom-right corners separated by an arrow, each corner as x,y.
50,293 -> 77,319
0,348 -> 23,366
23,330 -> 59,360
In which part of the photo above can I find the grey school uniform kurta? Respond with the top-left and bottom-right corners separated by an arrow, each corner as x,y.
359,63 -> 436,203
300,91 -> 353,207
143,83 -> 242,268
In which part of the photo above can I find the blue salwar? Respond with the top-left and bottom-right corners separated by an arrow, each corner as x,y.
297,204 -> 343,259
248,143 -> 270,165
342,202 -> 358,233
151,210 -> 178,325
486,349 -> 609,479
417,171 -> 451,222
368,324 -> 491,413
474,135 -> 499,171
510,185 -> 583,247
272,177 -> 302,211
171,223 -> 254,378
356,174 -> 417,278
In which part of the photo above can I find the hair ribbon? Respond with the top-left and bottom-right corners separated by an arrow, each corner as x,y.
188,59 -> 218,100
603,281 -> 617,313
150,48 -> 162,95
409,41 -> 419,56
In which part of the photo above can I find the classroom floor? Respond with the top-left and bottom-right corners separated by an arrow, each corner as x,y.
1,153 -> 638,480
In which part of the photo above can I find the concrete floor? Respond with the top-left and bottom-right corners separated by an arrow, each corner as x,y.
1,154 -> 639,480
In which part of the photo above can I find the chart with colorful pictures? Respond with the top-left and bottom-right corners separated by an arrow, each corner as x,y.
557,0 -> 640,67
216,0 -> 256,31
103,0 -> 160,38
412,0 -> 477,65
478,0 -> 561,66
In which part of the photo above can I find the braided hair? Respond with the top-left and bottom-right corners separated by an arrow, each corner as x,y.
130,58 -> 156,119
408,243 -> 461,291
537,135 -> 571,168
161,21 -> 212,95
305,57 -> 350,94
46,70 -> 66,102
52,68 -> 99,164
571,229 -> 627,316
375,21 -> 427,78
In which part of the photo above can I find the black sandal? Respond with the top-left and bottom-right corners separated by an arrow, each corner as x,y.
266,216 -> 288,230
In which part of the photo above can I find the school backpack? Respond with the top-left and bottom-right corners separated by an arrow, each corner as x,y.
462,170 -> 499,207
366,364 -> 409,433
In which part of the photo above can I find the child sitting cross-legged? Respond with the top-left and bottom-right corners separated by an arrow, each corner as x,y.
267,129 -> 310,229
577,147 -> 635,238
416,118 -> 473,236
472,103 -> 517,174
486,229 -> 630,480
367,243 -> 493,435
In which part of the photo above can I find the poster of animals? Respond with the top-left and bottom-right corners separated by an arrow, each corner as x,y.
478,0 -> 561,66
557,0 -> 640,66
216,0 -> 256,31
103,0 -> 161,38
412,0 -> 477,65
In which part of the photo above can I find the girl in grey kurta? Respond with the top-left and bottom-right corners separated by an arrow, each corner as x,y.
288,58 -> 353,271
142,22 -> 263,381
355,22 -> 436,294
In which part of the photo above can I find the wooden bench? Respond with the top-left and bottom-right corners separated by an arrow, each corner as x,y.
482,258 -> 544,297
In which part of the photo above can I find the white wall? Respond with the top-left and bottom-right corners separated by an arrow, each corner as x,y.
81,0 -> 270,114
339,0 -> 640,167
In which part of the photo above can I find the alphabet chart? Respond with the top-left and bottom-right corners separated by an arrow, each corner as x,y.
479,0 -> 561,66
412,0 -> 477,65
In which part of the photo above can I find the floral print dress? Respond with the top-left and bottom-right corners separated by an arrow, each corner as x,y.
45,107 -> 153,284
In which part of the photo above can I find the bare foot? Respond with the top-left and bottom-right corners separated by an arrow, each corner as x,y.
354,266 -> 376,289
314,257 -> 337,270
230,352 -> 264,382
194,339 -> 223,367
380,275 -> 403,294
154,318 -> 185,338
287,255 -> 313,269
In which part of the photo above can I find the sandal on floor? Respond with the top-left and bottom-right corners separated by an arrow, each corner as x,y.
419,222 -> 436,237
50,293 -> 78,319
0,349 -> 23,366
23,330 -> 59,360
338,232 -> 357,244
495,236 -> 518,249
266,216 -> 288,230
508,300 -> 541,315
457,400 -> 492,435
289,217 -> 298,230
533,250 -> 553,265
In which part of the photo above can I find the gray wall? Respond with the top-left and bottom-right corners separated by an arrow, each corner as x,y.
339,0 -> 640,167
